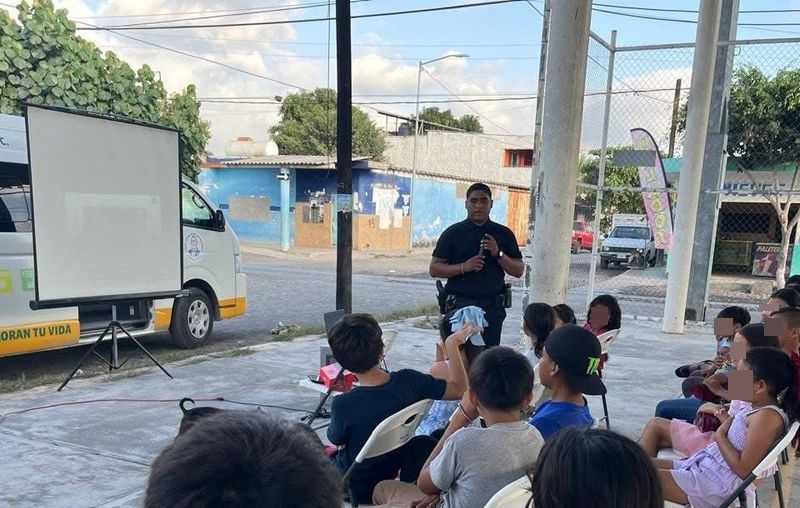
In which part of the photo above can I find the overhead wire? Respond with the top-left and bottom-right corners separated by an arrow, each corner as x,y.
75,0 -> 527,31
421,68 -> 519,136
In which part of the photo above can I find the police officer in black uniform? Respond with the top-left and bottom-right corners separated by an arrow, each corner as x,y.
429,183 -> 524,347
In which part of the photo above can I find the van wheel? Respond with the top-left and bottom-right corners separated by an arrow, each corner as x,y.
600,259 -> 609,269
571,241 -> 580,254
170,288 -> 214,349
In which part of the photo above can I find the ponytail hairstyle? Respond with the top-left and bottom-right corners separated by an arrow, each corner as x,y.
745,347 -> 800,423
524,303 -> 556,359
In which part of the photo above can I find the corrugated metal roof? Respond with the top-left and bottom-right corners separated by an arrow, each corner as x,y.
221,155 -> 370,167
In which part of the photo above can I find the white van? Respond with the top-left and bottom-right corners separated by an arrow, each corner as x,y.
0,114 -> 246,357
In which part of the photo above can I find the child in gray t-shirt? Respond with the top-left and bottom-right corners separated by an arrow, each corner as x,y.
373,347 -> 544,508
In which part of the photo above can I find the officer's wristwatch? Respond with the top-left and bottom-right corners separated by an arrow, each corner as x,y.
498,250 -> 505,259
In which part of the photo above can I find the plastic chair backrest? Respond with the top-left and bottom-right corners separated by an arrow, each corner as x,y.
484,475 -> 531,508
353,399 -> 433,464
716,420 -> 799,508
382,330 -> 399,355
596,329 -> 620,354
753,420 -> 800,476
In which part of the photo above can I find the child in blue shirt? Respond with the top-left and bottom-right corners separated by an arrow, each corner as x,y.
528,325 -> 606,439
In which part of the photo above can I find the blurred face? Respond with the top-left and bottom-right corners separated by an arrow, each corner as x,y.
589,304 -> 611,329
761,297 -> 788,322
714,317 -> 735,341
466,190 -> 492,224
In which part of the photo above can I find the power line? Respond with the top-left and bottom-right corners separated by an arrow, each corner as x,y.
69,1 -> 327,19
593,6 -> 800,27
74,20 -> 309,92
76,0 -> 526,31
122,33 -> 544,48
593,2 -> 800,15
113,0 -> 373,29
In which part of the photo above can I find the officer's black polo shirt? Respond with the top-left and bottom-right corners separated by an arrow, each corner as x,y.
432,219 -> 522,298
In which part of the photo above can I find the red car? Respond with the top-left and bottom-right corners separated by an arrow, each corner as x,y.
571,221 -> 594,253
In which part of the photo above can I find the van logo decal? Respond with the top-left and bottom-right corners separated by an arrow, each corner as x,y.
0,270 -> 11,293
185,232 -> 205,262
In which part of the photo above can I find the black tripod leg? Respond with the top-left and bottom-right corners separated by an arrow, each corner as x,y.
120,326 -> 173,379
57,323 -> 113,392
306,367 -> 345,426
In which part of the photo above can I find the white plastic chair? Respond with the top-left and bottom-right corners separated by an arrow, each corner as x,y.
663,421 -> 799,508
341,399 -> 433,507
381,329 -> 399,370
484,475 -> 531,508
595,329 -> 620,429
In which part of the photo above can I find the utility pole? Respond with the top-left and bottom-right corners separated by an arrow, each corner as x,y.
685,0 -> 740,322
335,0 -> 352,313
522,0 -> 550,310
668,79 -> 683,158
529,0 -> 592,305
663,0 -> 722,333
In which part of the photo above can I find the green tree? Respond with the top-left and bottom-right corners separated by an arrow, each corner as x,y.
414,107 -> 483,133
269,88 -> 387,161
679,66 -> 800,287
577,146 -> 649,233
0,0 -> 210,179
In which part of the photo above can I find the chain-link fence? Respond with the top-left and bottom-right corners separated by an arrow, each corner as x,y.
569,32 -> 800,322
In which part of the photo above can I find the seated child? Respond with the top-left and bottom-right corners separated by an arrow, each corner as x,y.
584,294 -> 621,370
417,316 -> 484,437
529,428 -> 662,508
528,325 -> 606,439
327,313 -> 474,504
553,303 -> 577,328
523,302 -> 556,364
373,347 -> 544,508
641,323 -> 779,458
676,306 -> 750,397
654,348 -> 798,508
145,411 -> 342,508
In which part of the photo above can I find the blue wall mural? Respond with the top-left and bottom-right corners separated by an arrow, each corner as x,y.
198,167 -> 296,244
411,179 -> 509,248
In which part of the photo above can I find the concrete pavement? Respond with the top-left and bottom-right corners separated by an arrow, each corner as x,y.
1,315 -> 797,507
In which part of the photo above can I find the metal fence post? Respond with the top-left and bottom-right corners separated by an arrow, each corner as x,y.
586,30 -> 617,311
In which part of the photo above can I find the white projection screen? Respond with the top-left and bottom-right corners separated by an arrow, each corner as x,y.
26,106 -> 182,307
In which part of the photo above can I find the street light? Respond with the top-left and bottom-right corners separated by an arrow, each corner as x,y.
408,53 -> 469,250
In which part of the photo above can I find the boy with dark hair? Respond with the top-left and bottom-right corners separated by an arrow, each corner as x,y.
327,313 -> 473,504
373,347 -> 544,508
528,325 -> 606,439
145,411 -> 341,508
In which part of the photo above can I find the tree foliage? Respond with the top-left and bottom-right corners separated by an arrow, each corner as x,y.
269,88 -> 387,161
414,107 -> 484,133
577,146 -> 649,232
0,0 -> 210,179
678,66 -> 800,287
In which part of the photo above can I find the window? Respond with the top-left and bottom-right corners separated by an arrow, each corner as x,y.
610,226 -> 650,239
0,176 -> 31,233
503,149 -> 533,167
181,185 -> 215,229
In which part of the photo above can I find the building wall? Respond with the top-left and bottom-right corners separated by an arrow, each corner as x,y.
295,202 -> 332,248
385,132 -> 534,189
198,167 -> 296,244
412,178 -> 510,248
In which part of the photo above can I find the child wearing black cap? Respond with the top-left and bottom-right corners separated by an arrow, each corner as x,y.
528,325 -> 606,439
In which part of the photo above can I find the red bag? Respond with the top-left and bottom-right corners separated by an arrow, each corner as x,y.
694,411 -> 721,433
319,363 -> 357,392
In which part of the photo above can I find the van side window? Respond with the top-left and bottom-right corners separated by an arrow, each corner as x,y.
181,185 -> 214,229
0,176 -> 31,233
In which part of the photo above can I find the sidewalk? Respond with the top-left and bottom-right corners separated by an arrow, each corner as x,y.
0,317 -> 796,507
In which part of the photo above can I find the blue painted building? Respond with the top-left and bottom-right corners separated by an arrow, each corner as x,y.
199,154 -> 523,250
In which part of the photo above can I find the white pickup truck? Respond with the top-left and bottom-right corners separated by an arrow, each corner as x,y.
599,214 -> 655,269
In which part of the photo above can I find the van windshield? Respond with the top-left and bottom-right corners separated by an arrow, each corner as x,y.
609,226 -> 650,239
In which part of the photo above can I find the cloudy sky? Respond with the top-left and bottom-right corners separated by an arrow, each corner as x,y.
3,0 -> 799,154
